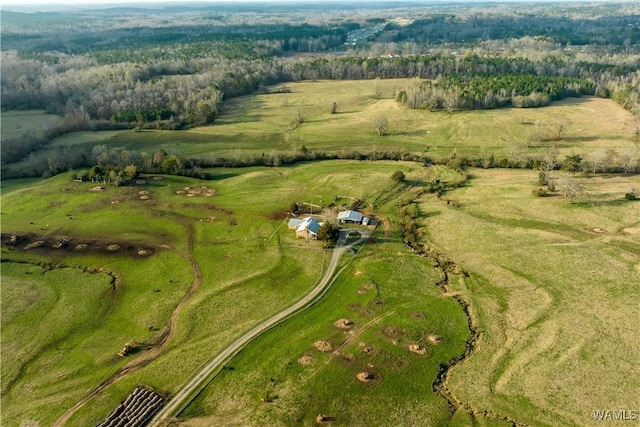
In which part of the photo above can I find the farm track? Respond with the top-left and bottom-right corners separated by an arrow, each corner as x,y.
148,231 -> 367,426
52,226 -> 202,427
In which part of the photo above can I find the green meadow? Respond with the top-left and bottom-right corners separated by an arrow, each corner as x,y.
0,110 -> 63,141
4,80 -> 637,179
1,78 -> 639,427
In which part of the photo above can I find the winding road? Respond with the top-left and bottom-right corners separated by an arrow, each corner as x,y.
149,230 -> 366,426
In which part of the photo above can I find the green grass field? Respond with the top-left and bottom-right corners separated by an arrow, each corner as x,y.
420,168 -> 640,427
3,161 -> 459,426
5,80 -> 637,178
1,79 -> 639,427
1,110 -> 63,141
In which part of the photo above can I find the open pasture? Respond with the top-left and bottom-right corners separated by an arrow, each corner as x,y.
419,168 -> 640,426
177,193 -> 472,427
7,80 -> 636,177
2,160 -> 438,426
0,109 -> 63,141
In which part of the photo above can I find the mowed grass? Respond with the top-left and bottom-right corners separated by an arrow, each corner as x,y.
418,168 -> 640,427
0,109 -> 63,141
9,80 -> 636,173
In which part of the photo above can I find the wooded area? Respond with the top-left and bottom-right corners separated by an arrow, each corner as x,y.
2,1 -> 639,178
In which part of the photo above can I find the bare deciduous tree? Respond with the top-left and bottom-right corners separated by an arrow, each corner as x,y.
620,146 -> 638,173
559,174 -> 584,201
372,115 -> 389,136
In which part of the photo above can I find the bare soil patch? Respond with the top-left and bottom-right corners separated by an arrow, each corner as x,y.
316,414 -> 335,424
23,241 -> 45,250
426,334 -> 443,345
409,312 -> 426,320
140,195 -> 150,200
591,227 -> 607,233
408,344 -> 427,355
333,319 -> 354,330
356,371 -> 377,383
359,342 -> 374,354
135,180 -> 146,185
2,233 -> 156,259
382,325 -> 404,339
314,341 -> 333,352
89,186 -> 105,192
298,355 -> 315,366
267,209 -> 290,221
357,283 -> 374,294
176,186 -> 216,198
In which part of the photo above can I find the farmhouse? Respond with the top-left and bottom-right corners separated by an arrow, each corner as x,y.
337,210 -> 363,224
288,216 -> 323,239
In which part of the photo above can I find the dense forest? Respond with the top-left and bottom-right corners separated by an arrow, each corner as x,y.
2,1 -> 640,177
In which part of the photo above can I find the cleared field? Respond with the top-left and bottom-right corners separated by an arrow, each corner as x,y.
2,161 -> 444,426
419,168 -> 640,426
2,97 -> 638,426
6,80 -> 636,176
0,109 -> 63,141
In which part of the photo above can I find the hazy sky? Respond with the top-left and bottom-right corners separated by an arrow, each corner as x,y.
4,0 -> 551,7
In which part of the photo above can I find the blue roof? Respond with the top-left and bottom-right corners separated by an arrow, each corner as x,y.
294,216 -> 323,235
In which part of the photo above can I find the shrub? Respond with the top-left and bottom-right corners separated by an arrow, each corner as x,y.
391,170 -> 406,182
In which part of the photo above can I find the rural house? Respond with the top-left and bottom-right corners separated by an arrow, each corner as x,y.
288,216 -> 323,239
337,210 -> 363,224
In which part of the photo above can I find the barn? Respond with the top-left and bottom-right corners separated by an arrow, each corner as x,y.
337,210 -> 363,224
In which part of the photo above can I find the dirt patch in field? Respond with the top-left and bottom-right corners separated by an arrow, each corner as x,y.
298,355 -> 315,366
426,334 -> 443,345
359,342 -> 375,354
623,227 -> 640,235
357,284 -> 374,294
135,180 -> 146,185
408,344 -> 427,355
206,204 -> 233,215
334,319 -> 354,330
356,371 -> 381,384
24,240 -> 45,250
140,195 -> 150,200
89,186 -> 105,192
409,312 -> 426,320
591,227 -> 607,233
110,200 -> 121,205
314,341 -> 333,352
316,414 -> 335,424
382,325 -> 404,339
176,186 -> 216,198
267,210 -> 290,221
152,176 -> 163,181
2,233 -> 156,259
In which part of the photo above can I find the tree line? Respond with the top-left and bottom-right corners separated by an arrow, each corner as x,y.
396,74 -> 594,111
